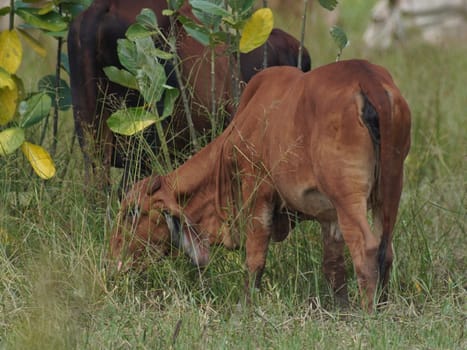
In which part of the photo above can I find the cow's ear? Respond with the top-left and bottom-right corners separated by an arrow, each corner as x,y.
147,175 -> 161,195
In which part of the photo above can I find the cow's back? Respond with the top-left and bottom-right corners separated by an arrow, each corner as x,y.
225,60 -> 409,216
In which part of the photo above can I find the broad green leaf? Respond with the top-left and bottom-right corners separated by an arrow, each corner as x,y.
107,107 -> 161,136
330,25 -> 349,51
117,39 -> 138,75
60,52 -> 70,74
168,0 -> 184,11
126,23 -> 156,41
0,127 -> 25,156
19,92 -> 52,128
21,141 -> 56,179
153,48 -> 174,60
0,6 -> 11,16
190,0 -> 231,18
37,1 -> 55,15
0,30 -> 23,74
103,66 -> 138,90
0,81 -> 18,125
17,28 -> 47,57
136,8 -> 159,29
136,63 -> 166,105
161,86 -> 179,118
229,0 -> 255,14
239,8 -> 273,53
180,18 -> 210,46
38,74 -> 72,111
318,0 -> 338,11
16,8 -> 68,32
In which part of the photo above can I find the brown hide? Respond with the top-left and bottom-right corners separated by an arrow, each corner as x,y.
111,59 -> 411,311
67,0 -> 311,191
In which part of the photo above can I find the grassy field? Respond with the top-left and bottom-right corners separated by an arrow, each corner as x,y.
1,2 -> 466,349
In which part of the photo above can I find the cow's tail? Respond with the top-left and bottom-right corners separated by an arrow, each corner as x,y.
359,79 -> 410,288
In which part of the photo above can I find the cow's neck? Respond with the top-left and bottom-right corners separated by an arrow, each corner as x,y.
165,136 -> 233,245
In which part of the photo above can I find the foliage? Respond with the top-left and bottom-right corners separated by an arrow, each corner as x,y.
0,0 -> 91,179
330,25 -> 349,61
0,1 -> 466,348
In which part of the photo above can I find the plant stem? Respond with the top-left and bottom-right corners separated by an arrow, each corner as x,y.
298,0 -> 308,70
167,11 -> 198,152
262,0 -> 268,69
210,45 -> 216,139
52,6 -> 63,156
9,0 -> 14,30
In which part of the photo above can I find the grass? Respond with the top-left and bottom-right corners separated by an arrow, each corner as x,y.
1,2 -> 466,349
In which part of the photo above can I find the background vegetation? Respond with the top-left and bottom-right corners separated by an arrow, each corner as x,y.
1,0 -> 465,348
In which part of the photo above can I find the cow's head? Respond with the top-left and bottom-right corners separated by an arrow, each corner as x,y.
109,174 -> 210,271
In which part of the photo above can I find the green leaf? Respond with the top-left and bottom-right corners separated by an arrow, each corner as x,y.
136,8 -> 159,29
318,0 -> 338,11
180,17 -> 210,46
107,107 -> 162,136
103,66 -> 138,90
168,0 -> 184,11
37,75 -> 72,111
16,8 -> 68,32
19,92 -> 52,128
0,6 -> 11,16
239,8 -> 273,53
229,0 -> 255,14
21,141 -> 56,179
60,52 -> 70,74
136,63 -> 166,104
126,23 -> 156,41
190,0 -> 231,18
37,1 -> 55,15
330,25 -> 349,51
0,127 -> 25,156
161,86 -> 179,118
117,39 -> 139,75
153,48 -> 174,60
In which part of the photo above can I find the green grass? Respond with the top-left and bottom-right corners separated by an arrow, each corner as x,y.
1,2 -> 466,349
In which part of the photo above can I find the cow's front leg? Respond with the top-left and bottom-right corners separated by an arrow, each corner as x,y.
321,221 -> 348,306
243,192 -> 274,302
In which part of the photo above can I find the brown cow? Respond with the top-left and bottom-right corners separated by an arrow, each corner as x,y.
68,0 -> 311,192
110,59 -> 411,310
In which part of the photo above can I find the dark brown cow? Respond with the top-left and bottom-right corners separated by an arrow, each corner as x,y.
110,59 -> 411,311
68,0 -> 311,191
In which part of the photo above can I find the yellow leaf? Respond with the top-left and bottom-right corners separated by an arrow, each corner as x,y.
239,8 -> 274,54
17,29 -> 47,58
0,70 -> 15,89
0,30 -> 23,74
21,142 -> 56,179
0,82 -> 19,125
0,127 -> 25,156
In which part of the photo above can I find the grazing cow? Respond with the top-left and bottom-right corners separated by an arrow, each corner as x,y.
67,0 -> 311,192
110,59 -> 411,311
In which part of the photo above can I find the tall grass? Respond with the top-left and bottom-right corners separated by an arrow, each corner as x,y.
1,2 -> 466,349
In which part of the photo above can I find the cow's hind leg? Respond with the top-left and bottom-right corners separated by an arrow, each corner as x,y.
372,204 -> 393,304
333,198 -> 379,311
321,221 -> 348,306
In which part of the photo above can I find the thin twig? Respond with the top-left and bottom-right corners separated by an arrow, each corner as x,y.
298,0 -> 308,70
